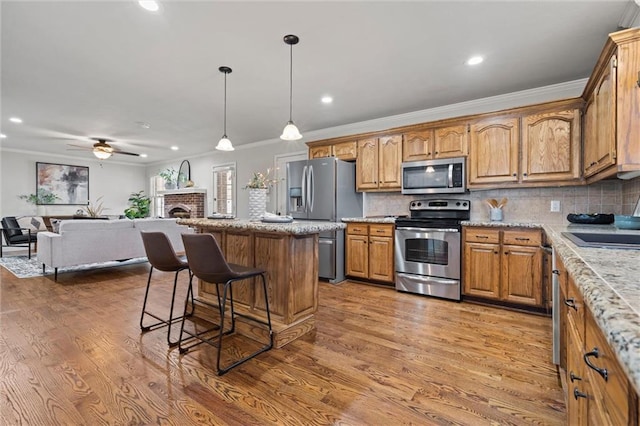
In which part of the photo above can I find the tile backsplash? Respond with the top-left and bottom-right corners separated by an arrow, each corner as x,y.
364,177 -> 640,224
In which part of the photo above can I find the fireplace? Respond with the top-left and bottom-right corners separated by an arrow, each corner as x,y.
162,189 -> 206,218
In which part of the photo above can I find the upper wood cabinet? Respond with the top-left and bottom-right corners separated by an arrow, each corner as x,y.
468,117 -> 520,185
582,27 -> 640,182
402,125 -> 467,162
309,141 -> 357,161
356,135 -> 402,191
521,109 -> 581,182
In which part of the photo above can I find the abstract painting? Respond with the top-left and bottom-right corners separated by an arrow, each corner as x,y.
36,162 -> 89,205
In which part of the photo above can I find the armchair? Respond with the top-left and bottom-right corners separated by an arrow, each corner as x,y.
1,216 -> 38,259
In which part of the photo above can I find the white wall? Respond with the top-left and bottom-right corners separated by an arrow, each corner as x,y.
146,139 -> 308,217
0,150 -> 147,218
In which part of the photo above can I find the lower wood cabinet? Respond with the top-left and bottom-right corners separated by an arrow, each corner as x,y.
346,223 -> 394,283
463,227 -> 544,309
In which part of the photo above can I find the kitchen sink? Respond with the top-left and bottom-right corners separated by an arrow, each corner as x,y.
562,232 -> 640,250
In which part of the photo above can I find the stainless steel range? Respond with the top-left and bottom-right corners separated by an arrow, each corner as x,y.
394,199 -> 470,301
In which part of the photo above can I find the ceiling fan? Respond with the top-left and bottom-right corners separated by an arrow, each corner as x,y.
68,137 -> 141,159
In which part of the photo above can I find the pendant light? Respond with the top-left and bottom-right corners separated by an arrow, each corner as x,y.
280,34 -> 302,141
216,66 -> 234,151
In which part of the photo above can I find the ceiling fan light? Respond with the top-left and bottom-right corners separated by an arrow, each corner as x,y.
216,136 -> 234,151
93,149 -> 113,160
280,121 -> 302,141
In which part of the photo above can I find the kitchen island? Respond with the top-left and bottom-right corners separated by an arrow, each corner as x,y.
176,218 -> 346,347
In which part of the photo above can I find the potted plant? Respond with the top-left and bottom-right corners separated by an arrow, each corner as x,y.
18,189 -> 60,215
244,168 -> 281,220
124,191 -> 151,219
83,196 -> 108,218
159,167 -> 178,190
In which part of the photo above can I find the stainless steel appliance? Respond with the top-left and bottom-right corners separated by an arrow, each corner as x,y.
394,198 -> 470,300
401,157 -> 466,195
286,157 -> 363,283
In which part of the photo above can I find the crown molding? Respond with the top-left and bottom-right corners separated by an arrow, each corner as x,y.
619,0 -> 640,28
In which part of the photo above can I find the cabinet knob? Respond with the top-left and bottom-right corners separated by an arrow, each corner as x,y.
504,251 -> 509,255
552,269 -> 560,275
564,298 -> 577,311
434,151 -> 439,155
573,388 -> 587,400
569,371 -> 582,382
512,173 -> 517,177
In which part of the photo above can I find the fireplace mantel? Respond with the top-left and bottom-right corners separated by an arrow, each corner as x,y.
158,188 -> 207,195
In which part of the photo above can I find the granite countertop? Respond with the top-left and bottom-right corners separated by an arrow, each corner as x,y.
543,224 -> 640,394
342,217 -> 398,224
464,220 -> 640,393
177,218 -> 346,235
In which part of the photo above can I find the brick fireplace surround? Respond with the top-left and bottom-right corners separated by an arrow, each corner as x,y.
162,189 -> 206,218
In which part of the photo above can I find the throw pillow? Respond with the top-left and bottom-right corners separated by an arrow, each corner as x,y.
17,216 -> 48,232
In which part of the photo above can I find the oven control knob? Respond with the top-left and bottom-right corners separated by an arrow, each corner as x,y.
410,202 -> 416,207
463,202 -> 468,207
417,202 -> 422,206
456,202 -> 461,206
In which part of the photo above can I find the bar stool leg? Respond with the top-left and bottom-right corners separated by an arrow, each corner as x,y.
140,267 -> 155,331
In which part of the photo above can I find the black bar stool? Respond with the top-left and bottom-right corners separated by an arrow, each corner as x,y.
179,233 -> 273,375
139,231 -> 194,347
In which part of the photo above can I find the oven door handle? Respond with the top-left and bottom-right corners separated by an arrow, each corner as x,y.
396,273 -> 459,286
396,227 -> 460,233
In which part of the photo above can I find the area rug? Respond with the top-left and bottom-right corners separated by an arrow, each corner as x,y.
0,256 -> 148,279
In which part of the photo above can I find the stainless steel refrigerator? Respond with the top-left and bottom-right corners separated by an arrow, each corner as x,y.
286,157 -> 363,283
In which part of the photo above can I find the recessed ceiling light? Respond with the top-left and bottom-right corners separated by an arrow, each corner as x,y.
171,146 -> 179,151
140,153 -> 148,158
136,121 -> 151,129
138,1 -> 160,12
321,96 -> 333,104
0,133 -> 6,138
9,117 -> 23,123
466,56 -> 484,66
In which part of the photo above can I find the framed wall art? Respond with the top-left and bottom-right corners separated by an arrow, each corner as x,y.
36,162 -> 89,205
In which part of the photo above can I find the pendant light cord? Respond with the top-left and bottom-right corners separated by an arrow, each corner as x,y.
289,43 -> 293,122
223,71 -> 227,135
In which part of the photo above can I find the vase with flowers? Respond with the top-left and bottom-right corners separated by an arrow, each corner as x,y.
244,168 -> 281,221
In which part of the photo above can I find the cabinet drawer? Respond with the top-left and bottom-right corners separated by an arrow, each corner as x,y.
503,229 -> 541,246
369,224 -> 393,237
465,228 -> 500,244
347,223 -> 368,236
584,309 -> 630,426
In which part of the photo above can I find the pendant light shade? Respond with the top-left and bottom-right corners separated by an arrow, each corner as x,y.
280,34 -> 302,141
216,66 -> 234,151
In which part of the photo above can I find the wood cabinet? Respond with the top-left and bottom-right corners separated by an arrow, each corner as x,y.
561,265 -> 639,425
402,124 -> 467,162
521,109 -> 581,182
463,227 -> 544,309
309,141 -> 357,161
346,223 -> 394,283
356,135 -> 402,191
468,117 -> 520,185
582,28 -> 640,182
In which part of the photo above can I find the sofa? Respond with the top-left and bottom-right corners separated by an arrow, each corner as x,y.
37,218 -> 193,280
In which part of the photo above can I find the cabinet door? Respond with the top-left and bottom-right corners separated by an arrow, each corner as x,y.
356,138 -> 379,190
378,135 -> 402,189
403,130 -> 433,162
369,236 -> 394,282
346,234 -> 369,278
521,109 -> 581,182
567,325 -> 589,425
584,55 -> 617,177
434,124 -> 468,158
333,141 -> 357,161
468,117 -> 519,185
310,145 -> 332,159
463,242 -> 500,299
501,244 -> 542,306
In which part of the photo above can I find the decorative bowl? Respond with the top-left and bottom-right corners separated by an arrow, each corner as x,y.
614,215 -> 640,230
566,213 -> 614,225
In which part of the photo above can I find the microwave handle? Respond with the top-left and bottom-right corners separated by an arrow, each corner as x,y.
448,163 -> 454,188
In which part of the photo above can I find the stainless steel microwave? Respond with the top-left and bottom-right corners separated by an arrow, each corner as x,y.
401,157 -> 466,194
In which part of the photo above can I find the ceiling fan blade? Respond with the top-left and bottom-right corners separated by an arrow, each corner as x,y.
67,144 -> 92,150
113,150 -> 141,157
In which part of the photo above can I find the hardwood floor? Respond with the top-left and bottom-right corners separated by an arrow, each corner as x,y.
0,261 -> 565,425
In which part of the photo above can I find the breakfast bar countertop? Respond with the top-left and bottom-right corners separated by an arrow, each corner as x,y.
177,218 -> 345,235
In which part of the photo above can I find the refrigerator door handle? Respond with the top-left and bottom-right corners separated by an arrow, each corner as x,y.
301,165 -> 308,212
308,165 -> 314,213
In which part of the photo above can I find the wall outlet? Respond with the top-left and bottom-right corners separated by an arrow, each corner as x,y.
550,200 -> 560,212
